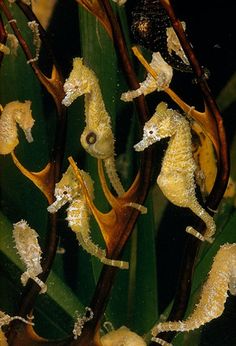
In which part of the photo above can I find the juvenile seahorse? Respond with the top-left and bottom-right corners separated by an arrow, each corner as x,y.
62,57 -> 125,197
134,102 -> 216,242
152,243 -> 236,345
48,166 -> 129,269
0,100 -> 35,155
121,52 -> 173,102
13,220 -> 46,293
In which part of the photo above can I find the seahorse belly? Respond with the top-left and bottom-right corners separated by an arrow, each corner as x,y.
157,172 -> 195,207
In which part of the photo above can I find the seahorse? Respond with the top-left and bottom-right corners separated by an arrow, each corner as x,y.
0,100 -> 35,155
134,102 -> 216,242
152,243 -> 236,345
47,166 -> 129,269
121,52 -> 173,102
13,220 -> 46,293
62,57 -> 125,197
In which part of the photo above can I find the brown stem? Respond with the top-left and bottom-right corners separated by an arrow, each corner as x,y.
149,1 -> 230,345
10,106 -> 67,318
0,12 -> 7,65
70,2 -> 155,344
102,0 -> 149,125
0,0 -> 65,113
15,0 -> 62,76
159,0 -> 229,206
0,1 -> 67,342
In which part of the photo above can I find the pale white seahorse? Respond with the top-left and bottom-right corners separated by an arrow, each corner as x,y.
152,243 -> 236,345
13,220 -> 47,293
0,100 -> 35,155
134,102 -> 216,243
120,52 -> 173,102
62,57 -> 125,197
47,166 -> 129,269
166,22 -> 190,66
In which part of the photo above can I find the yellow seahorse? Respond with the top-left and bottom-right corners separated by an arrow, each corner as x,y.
62,58 -> 125,197
0,100 -> 34,155
134,102 -> 216,242
152,243 -> 236,345
48,166 -> 128,269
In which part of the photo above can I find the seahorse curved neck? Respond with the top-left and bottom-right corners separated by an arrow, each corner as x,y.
83,73 -> 110,128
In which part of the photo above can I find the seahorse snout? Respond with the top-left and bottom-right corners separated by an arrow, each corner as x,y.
134,135 -> 160,151
23,128 -> 34,143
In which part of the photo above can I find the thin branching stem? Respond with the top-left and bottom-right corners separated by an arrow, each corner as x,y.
159,0 -> 229,207
71,1 -> 156,344
149,2 -> 230,345
0,1 -> 67,341
0,0 -> 65,113
0,12 -> 7,65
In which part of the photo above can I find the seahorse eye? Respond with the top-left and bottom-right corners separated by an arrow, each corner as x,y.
86,132 -> 97,145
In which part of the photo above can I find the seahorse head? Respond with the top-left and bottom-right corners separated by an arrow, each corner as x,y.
80,124 -> 114,159
62,57 -> 96,107
47,166 -> 79,213
48,166 -> 94,213
11,100 -> 35,142
134,102 -> 180,151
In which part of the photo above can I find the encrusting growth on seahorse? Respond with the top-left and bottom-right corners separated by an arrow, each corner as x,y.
134,102 -> 216,242
47,166 -> 129,269
121,52 -> 173,102
0,100 -> 35,155
62,57 -> 125,197
152,243 -> 236,345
